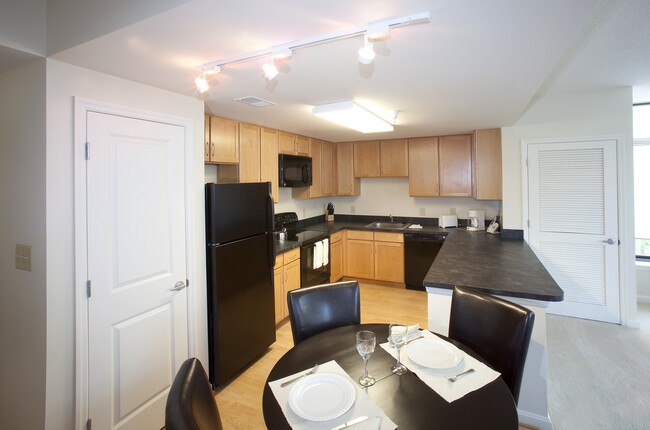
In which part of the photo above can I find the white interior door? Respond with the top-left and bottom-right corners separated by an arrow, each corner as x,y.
86,111 -> 189,429
526,138 -> 620,323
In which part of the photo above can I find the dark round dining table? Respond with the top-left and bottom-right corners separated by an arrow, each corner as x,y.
262,323 -> 518,430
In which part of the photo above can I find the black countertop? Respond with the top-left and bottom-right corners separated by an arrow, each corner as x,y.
273,217 -> 563,302
423,229 -> 563,302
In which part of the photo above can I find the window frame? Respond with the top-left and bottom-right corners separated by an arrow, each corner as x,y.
633,138 -> 650,262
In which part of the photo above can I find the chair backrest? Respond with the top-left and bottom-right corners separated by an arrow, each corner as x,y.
448,286 -> 535,404
287,280 -> 361,344
165,357 -> 223,430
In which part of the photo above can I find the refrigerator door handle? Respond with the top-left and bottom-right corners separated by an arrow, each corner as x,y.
267,233 -> 276,269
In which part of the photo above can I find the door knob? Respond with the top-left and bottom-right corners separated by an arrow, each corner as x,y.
602,238 -> 615,245
171,281 -> 186,291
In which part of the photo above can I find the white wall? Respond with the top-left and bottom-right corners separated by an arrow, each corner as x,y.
280,178 -> 500,222
501,87 -> 637,324
45,59 -> 206,430
501,88 -> 633,229
0,59 -> 47,430
638,264 -> 650,303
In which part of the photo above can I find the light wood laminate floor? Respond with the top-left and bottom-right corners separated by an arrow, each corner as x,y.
213,281 -> 531,429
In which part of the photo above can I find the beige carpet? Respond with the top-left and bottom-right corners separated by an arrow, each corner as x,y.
547,302 -> 650,429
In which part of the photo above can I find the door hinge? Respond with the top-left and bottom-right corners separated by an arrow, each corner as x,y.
87,418 -> 92,430
85,142 -> 90,160
86,280 -> 92,298
525,158 -> 528,167
527,219 -> 530,228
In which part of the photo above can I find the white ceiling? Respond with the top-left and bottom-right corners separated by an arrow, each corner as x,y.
3,0 -> 650,141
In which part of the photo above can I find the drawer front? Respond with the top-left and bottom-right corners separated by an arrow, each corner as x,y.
374,231 -> 404,243
346,230 -> 374,240
330,231 -> 344,243
283,248 -> 300,264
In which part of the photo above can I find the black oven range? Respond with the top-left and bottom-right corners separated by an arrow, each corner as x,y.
274,212 -> 330,288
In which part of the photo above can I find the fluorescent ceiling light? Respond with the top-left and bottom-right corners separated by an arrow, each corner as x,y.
313,101 -> 394,133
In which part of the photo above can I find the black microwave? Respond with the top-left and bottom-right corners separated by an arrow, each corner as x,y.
279,154 -> 312,187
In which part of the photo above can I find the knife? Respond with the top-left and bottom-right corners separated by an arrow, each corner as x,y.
331,415 -> 369,430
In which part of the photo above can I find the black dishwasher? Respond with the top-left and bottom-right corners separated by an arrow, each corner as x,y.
404,232 -> 446,291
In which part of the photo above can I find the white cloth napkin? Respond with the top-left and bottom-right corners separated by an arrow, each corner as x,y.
322,238 -> 329,266
380,330 -> 500,403
268,360 -> 397,430
313,240 -> 323,269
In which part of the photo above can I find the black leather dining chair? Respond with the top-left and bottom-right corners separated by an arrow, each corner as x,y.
448,286 -> 535,404
287,280 -> 361,344
165,357 -> 223,430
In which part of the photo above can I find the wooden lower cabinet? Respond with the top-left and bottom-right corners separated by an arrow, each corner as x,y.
344,230 -> 404,283
330,231 -> 344,282
374,232 -> 404,283
273,248 -> 300,324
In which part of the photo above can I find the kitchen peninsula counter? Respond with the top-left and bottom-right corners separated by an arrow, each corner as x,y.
423,228 -> 563,302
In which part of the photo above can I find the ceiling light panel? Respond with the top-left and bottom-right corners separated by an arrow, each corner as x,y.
313,101 -> 394,133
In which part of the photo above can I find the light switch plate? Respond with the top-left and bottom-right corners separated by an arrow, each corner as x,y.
15,244 -> 32,271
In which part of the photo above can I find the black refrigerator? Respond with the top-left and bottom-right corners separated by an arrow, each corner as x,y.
205,182 -> 276,388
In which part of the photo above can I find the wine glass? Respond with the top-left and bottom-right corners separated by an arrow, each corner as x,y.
389,324 -> 408,375
356,330 -> 376,387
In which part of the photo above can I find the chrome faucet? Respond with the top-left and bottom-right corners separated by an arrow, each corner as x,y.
389,214 -> 394,222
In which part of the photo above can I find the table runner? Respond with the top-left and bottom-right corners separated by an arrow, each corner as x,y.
268,360 -> 397,430
380,330 -> 501,403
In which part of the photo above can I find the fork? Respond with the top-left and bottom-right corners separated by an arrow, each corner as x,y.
447,368 -> 475,382
280,363 -> 319,387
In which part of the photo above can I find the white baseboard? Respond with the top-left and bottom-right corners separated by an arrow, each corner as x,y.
637,295 -> 650,304
518,409 -> 552,430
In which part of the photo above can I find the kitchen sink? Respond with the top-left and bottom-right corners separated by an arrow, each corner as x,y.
365,221 -> 410,229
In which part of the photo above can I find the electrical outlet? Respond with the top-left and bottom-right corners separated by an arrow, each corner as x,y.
419,207 -> 426,216
450,208 -> 456,215
15,244 -> 32,271
351,205 -> 356,214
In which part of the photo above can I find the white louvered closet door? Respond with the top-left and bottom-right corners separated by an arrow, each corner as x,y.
527,139 -> 620,323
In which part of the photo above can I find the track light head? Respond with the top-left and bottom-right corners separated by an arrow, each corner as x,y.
358,35 -> 376,64
195,75 -> 209,93
262,60 -> 279,80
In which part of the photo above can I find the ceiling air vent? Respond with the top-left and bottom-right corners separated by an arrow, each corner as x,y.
234,96 -> 276,107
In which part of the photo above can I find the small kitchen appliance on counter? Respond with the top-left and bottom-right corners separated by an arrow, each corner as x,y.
439,214 -> 458,228
466,209 -> 485,231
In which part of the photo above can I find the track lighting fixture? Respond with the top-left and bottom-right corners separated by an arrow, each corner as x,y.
262,58 -> 279,80
358,35 -> 376,65
195,74 -> 209,93
196,11 -> 430,86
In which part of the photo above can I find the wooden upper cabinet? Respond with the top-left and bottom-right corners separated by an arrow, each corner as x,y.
278,131 -> 296,155
310,139 -> 322,198
295,135 -> 310,156
260,127 -> 279,202
321,141 -> 333,196
238,123 -> 261,183
473,128 -> 502,200
353,140 -> 381,177
335,142 -> 360,196
209,116 -> 239,164
408,137 -> 439,196
439,134 -> 472,197
380,139 -> 409,177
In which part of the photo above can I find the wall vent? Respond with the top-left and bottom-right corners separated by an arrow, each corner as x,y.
234,96 -> 276,107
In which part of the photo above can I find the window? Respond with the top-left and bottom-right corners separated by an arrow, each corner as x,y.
634,104 -> 650,261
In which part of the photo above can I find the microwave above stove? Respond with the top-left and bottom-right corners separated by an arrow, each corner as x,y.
279,154 -> 312,187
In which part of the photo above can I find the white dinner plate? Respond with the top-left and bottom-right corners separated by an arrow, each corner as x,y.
406,338 -> 464,370
288,373 -> 355,421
